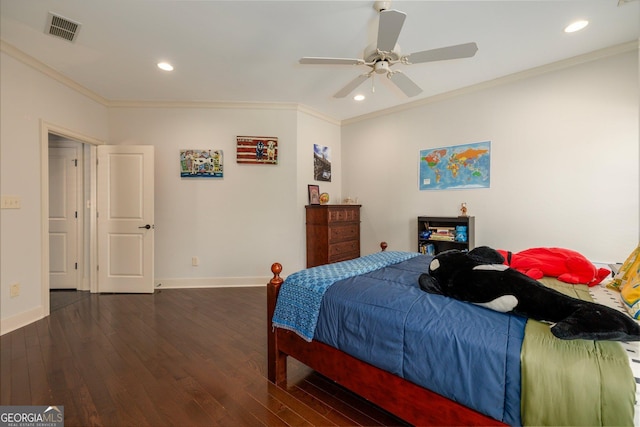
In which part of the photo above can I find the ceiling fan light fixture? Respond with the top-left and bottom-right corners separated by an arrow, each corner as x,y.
374,60 -> 390,74
564,20 -> 589,33
157,62 -> 174,71
354,94 -> 365,101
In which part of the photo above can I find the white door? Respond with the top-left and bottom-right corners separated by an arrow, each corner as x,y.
49,145 -> 79,289
97,145 -> 154,293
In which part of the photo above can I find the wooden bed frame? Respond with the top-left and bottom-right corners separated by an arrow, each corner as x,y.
266,243 -> 506,426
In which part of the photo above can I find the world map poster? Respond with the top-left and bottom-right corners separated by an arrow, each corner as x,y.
419,141 -> 491,190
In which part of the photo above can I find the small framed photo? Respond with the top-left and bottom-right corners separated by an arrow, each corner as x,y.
308,185 -> 320,205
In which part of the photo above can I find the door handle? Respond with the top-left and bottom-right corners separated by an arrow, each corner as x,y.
139,224 -> 151,229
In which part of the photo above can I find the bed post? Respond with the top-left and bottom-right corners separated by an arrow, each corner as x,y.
380,241 -> 387,251
267,262 -> 287,384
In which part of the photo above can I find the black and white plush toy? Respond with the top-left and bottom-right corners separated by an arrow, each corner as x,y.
418,246 -> 640,341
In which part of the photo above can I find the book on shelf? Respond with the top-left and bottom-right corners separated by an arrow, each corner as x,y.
429,226 -> 455,232
427,226 -> 455,241
419,243 -> 435,255
429,235 -> 455,241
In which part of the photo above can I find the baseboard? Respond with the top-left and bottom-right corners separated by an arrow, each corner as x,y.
155,276 -> 271,289
0,306 -> 45,335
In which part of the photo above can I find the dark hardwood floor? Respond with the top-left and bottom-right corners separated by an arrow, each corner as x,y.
1,287 -> 408,427
49,289 -> 91,312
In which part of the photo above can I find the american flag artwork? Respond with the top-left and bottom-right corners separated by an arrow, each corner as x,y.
236,136 -> 278,165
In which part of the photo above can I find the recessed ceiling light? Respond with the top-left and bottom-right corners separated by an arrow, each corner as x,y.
354,94 -> 365,101
564,20 -> 589,33
157,62 -> 174,71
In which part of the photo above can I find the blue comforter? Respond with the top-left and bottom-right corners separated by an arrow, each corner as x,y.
313,254 -> 526,426
271,251 -> 420,341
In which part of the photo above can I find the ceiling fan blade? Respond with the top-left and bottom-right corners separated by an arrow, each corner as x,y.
300,57 -> 365,65
389,72 -> 423,97
377,9 -> 406,52
406,42 -> 478,64
334,74 -> 370,98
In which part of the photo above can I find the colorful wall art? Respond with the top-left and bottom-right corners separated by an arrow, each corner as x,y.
180,149 -> 223,178
419,141 -> 491,190
237,136 -> 278,164
313,144 -> 331,182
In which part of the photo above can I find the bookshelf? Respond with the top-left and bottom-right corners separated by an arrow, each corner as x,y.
418,216 -> 475,255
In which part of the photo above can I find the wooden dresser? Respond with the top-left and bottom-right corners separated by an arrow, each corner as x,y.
305,204 -> 361,268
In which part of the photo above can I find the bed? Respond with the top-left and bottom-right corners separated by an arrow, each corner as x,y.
266,245 -> 637,426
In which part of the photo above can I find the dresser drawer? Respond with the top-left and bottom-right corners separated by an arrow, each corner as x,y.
329,224 -> 359,244
306,204 -> 361,268
329,251 -> 360,264
327,207 -> 360,223
328,240 -> 360,260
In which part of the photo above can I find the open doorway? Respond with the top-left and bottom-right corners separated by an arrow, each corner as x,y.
48,134 -> 92,311
49,136 -> 84,290
41,122 -> 101,316
41,122 -> 155,315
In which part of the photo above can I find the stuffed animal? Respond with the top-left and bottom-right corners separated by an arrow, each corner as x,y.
418,247 -> 640,341
496,247 -> 610,286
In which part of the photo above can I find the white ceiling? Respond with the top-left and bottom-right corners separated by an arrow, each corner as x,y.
1,0 -> 638,121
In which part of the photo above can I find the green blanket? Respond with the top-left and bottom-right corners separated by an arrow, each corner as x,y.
521,279 -> 636,426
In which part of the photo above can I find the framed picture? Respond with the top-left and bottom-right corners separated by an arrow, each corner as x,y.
180,149 -> 223,178
236,136 -> 278,164
313,144 -> 331,182
308,185 -> 320,205
419,141 -> 491,190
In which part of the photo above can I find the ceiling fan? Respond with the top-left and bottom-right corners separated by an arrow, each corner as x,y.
299,1 -> 478,98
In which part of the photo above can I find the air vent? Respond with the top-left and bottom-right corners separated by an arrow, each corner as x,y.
45,12 -> 81,42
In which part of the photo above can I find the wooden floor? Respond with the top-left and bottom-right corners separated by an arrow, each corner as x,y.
49,289 -> 91,312
0,287 -> 408,427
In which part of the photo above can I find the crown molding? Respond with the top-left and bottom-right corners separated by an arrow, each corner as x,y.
1,39 -> 341,125
1,39 -> 110,106
3,38 -> 635,128
107,100 -> 339,125
106,99 -> 296,110
297,104 -> 342,126
341,40 -> 639,126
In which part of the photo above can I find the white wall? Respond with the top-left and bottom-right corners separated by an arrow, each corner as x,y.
342,50 -> 639,263
1,43 -> 636,335
0,51 -> 108,332
0,44 -> 341,333
297,110 -> 343,206
108,106 -> 341,287
296,110 -> 343,265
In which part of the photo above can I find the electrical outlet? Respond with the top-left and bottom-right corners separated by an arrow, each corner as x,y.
10,283 -> 20,297
192,256 -> 199,266
1,196 -> 21,209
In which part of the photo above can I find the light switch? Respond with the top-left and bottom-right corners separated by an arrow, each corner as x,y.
1,196 -> 21,209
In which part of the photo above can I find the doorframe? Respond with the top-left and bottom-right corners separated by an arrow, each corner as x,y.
40,120 -> 103,316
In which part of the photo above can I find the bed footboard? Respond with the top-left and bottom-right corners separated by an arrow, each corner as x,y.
266,244 -> 505,426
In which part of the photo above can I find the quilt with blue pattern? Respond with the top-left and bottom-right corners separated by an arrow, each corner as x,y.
271,251 -> 420,341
